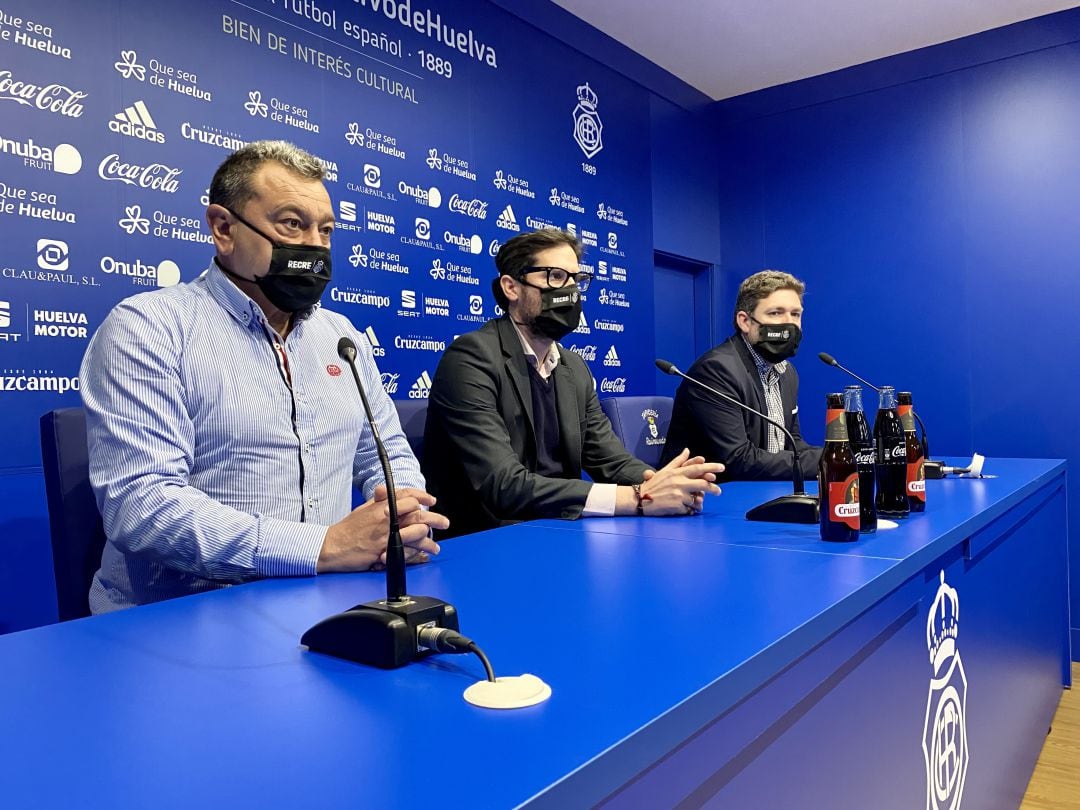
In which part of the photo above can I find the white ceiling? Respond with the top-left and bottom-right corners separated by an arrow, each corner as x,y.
550,0 -> 1080,100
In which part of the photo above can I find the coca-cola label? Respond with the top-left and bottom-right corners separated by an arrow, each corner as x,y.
880,439 -> 907,463
824,408 -> 849,442
828,473 -> 860,530
855,448 -> 876,468
906,459 -> 926,502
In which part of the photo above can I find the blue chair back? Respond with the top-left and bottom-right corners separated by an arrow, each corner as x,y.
394,399 -> 428,466
600,396 -> 674,469
39,408 -> 105,621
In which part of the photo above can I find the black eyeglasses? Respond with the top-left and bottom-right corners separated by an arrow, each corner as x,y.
522,266 -> 593,292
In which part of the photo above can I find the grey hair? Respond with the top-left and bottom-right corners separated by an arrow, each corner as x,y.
209,140 -> 325,210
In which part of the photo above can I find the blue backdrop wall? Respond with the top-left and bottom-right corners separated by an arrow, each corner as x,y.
0,0 -> 715,631
13,0 -> 1072,651
711,8 -> 1080,657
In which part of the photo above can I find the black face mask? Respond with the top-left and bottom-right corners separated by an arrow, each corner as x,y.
220,207 -> 331,312
750,317 -> 802,363
515,278 -> 583,342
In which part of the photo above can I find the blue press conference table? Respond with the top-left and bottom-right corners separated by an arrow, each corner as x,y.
0,459 -> 1069,809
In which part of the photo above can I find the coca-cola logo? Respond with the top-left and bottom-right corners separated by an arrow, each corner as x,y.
855,450 -> 876,465
567,344 -> 596,361
380,371 -> 399,394
600,377 -> 626,393
0,70 -> 86,118
448,193 -> 489,219
98,154 -> 182,193
882,444 -> 907,461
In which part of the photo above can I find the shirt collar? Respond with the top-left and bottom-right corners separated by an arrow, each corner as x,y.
509,317 -> 560,377
742,333 -> 788,377
207,258 -> 319,331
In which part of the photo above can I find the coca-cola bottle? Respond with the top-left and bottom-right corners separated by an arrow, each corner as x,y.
874,386 -> 909,519
844,385 -> 877,533
819,392 -> 860,542
897,391 -> 926,513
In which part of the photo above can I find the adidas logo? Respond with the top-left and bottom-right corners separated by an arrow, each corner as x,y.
364,326 -> 385,356
604,345 -> 621,367
409,370 -> 432,399
496,204 -> 520,232
108,100 -> 165,144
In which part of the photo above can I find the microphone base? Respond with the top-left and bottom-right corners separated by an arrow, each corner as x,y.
301,594 -> 459,669
745,493 -> 819,524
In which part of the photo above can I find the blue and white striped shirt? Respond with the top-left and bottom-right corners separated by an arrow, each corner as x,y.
742,334 -> 789,454
81,260 -> 423,613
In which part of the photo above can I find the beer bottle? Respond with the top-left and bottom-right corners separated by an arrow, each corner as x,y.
897,392 -> 926,512
844,385 -> 877,533
819,392 -> 860,542
873,386 -> 909,518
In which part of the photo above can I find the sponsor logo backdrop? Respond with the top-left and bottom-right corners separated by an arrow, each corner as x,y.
0,0 -> 653,468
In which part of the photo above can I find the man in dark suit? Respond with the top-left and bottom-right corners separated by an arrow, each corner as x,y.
424,229 -> 723,538
662,270 -> 822,481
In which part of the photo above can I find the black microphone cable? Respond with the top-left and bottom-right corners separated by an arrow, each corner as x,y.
417,626 -> 497,682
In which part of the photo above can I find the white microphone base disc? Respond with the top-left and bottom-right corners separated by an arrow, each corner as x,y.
463,674 -> 551,709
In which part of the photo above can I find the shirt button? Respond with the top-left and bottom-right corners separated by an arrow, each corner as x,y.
307,497 -> 316,508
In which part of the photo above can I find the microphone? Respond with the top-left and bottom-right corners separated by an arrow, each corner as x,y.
656,359 -> 817,524
817,351 -> 945,478
817,352 -> 880,392
336,336 -> 406,602
301,337 -> 466,670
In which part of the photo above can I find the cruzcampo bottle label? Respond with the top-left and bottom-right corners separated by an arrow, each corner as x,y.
825,406 -> 849,442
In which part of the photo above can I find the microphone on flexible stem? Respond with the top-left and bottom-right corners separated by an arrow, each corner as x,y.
656,359 -> 818,524
817,351 -> 946,479
817,352 -> 880,392
338,336 -> 406,603
301,337 -> 477,672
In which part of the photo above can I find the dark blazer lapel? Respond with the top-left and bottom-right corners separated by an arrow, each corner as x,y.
552,359 -> 582,475
497,317 -> 535,437
780,369 -> 798,431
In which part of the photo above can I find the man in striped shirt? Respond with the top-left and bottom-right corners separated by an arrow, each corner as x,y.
81,141 -> 446,612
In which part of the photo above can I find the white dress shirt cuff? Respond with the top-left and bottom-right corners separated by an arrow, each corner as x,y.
256,519 -> 326,577
582,483 -> 618,517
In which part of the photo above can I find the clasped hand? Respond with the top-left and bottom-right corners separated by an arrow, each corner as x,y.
317,484 -> 447,573
639,448 -> 724,515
